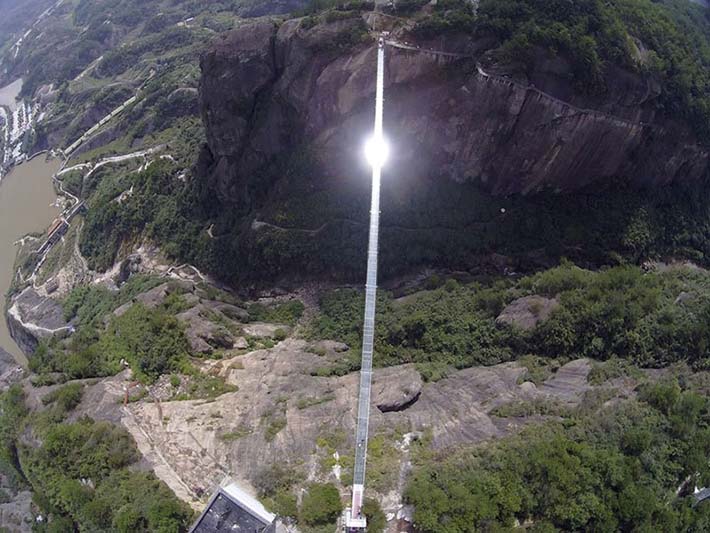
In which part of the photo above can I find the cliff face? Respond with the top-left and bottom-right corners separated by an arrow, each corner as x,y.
194,15 -> 710,281
199,16 -> 708,207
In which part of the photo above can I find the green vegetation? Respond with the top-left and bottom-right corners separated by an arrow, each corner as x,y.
34,301 -> 190,383
309,283 -> 514,375
406,377 -> 710,532
254,464 -> 302,520
414,0 -> 710,140
41,383 -> 85,420
80,160 -> 198,272
102,303 -> 190,381
0,386 -> 29,490
311,264 -> 710,375
263,415 -> 288,442
365,434 -> 400,493
588,357 -> 644,385
299,483 -> 342,527
62,274 -> 163,326
296,395 -> 335,410
0,386 -> 193,531
248,300 -> 305,326
34,277 -> 205,384
168,372 -> 238,401
516,354 -> 558,385
363,498 -> 386,533
218,426 -> 252,442
254,465 -> 355,529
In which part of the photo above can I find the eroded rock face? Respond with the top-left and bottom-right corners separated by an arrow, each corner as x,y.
119,340 -> 602,496
199,17 -> 709,210
7,288 -> 70,354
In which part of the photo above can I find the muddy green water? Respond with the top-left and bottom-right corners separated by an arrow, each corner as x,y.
0,157 -> 61,364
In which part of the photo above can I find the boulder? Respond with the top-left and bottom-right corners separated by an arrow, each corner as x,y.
177,306 -> 235,355
372,366 -> 423,413
312,340 -> 350,354
233,337 -> 249,350
496,295 -> 559,331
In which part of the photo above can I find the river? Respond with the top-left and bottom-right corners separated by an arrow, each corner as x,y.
0,157 -> 61,364
0,79 -> 23,112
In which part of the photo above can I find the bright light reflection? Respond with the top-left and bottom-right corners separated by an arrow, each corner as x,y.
364,135 -> 389,168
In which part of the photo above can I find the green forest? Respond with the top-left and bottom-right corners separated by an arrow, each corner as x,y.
0,384 -> 194,532
310,263 -> 710,378
406,377 -> 710,532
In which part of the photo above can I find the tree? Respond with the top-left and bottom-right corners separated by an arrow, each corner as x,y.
299,483 -> 342,526
363,498 -> 387,533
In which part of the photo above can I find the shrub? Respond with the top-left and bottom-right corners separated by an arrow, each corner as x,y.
270,489 -> 298,519
264,416 -> 287,442
405,394 -> 710,533
41,383 -> 85,419
299,483 -> 342,526
254,464 -> 300,498
588,358 -> 643,385
363,497 -> 386,533
248,301 -> 305,326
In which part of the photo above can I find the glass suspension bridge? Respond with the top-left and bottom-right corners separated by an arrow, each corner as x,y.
344,32 -> 389,531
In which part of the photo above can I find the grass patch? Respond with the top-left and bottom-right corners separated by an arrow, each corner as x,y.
248,300 -> 305,326
296,395 -> 335,410
219,426 -> 252,442
588,357 -> 644,385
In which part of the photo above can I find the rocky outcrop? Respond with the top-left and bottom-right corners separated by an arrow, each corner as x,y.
0,486 -> 32,533
192,15 -> 710,282
496,295 -> 559,331
7,288 -> 70,355
118,340 -> 626,516
177,305 -> 238,355
199,17 -> 709,209
0,347 -> 24,390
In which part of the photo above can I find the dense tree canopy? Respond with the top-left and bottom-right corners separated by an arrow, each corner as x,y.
405,380 -> 710,532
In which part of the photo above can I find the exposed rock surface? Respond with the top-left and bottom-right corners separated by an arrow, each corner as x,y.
117,339 -> 610,512
241,322 -> 289,338
0,487 -> 32,533
540,359 -> 594,402
372,366 -> 422,413
496,295 -> 559,331
199,17 -> 708,211
0,347 -> 24,390
177,305 -> 237,355
7,288 -> 70,354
